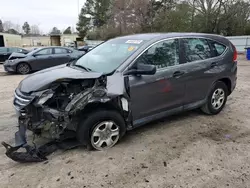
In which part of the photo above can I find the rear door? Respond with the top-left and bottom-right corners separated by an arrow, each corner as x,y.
30,48 -> 54,70
129,39 -> 186,123
53,47 -> 71,66
180,37 -> 226,109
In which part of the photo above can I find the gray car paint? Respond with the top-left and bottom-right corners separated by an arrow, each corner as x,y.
19,64 -> 103,93
4,47 -> 83,73
8,52 -> 26,59
115,33 -> 236,125
3,32 -> 237,162
18,33 -> 237,125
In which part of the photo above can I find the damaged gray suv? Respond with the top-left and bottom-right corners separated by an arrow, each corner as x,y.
2,33 -> 237,162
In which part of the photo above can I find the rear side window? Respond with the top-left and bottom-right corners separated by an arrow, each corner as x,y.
210,41 -> 226,56
0,48 -> 8,53
55,48 -> 68,54
10,47 -> 23,53
183,38 -> 213,62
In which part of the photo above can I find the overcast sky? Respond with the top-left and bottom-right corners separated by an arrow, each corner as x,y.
0,0 -> 86,33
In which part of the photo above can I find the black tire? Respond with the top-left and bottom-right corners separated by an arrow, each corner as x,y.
201,81 -> 228,115
76,110 -> 126,150
17,62 -> 31,75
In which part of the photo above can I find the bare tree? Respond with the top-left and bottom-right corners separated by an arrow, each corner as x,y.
0,20 -> 4,32
82,0 -> 250,39
112,0 -> 150,35
12,24 -> 21,33
3,21 -> 14,31
30,25 -> 41,35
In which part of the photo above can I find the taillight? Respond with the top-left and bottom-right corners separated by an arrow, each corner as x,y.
232,43 -> 237,61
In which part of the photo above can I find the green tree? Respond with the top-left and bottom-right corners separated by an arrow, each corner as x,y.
22,22 -> 30,34
92,0 -> 112,27
76,13 -> 91,39
219,0 -> 250,36
50,27 -> 61,35
63,27 -> 72,34
77,0 -> 93,39
77,0 -> 112,39
0,20 -> 3,32
77,0 -> 250,39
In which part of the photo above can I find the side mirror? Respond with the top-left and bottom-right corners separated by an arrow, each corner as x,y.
124,64 -> 156,76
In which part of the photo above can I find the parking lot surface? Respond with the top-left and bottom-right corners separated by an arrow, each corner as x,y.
0,57 -> 250,188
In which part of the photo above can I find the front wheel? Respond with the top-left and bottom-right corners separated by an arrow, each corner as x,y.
17,62 -> 31,75
76,110 -> 126,150
201,81 -> 228,115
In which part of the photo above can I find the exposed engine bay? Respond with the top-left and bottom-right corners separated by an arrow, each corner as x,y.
2,74 -> 131,163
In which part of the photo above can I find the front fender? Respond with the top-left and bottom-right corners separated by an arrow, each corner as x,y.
65,74 -> 132,127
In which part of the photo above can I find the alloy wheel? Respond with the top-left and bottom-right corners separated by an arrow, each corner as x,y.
18,63 -> 30,74
91,121 -> 120,150
211,88 -> 225,110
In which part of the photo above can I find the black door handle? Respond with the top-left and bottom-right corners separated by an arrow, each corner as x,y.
211,62 -> 218,68
173,71 -> 185,78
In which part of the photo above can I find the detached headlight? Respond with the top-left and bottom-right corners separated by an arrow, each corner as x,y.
93,89 -> 106,97
37,93 -> 53,105
32,90 -> 54,105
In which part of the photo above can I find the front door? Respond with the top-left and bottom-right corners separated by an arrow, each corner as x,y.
30,48 -> 54,70
129,39 -> 186,124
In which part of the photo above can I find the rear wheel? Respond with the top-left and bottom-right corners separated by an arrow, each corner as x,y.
17,62 -> 31,75
201,81 -> 228,115
76,110 -> 126,150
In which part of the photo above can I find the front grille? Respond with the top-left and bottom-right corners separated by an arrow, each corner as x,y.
13,89 -> 35,110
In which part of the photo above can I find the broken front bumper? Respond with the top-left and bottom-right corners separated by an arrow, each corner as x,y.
3,74 -> 132,163
2,116 -> 80,163
2,116 -> 49,162
3,88 -> 80,162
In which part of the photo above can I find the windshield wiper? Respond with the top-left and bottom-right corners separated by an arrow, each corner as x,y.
73,64 -> 93,72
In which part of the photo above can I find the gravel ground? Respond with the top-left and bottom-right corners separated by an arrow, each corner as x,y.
0,57 -> 250,188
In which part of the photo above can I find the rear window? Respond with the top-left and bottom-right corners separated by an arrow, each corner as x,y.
10,47 -> 23,53
0,48 -> 8,53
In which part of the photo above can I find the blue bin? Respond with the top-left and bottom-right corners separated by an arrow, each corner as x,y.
246,47 -> 250,60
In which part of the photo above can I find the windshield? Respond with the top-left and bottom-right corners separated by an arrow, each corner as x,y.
26,48 -> 42,56
74,39 -> 146,73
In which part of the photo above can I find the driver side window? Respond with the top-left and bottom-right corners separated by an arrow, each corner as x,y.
135,39 -> 180,70
35,48 -> 52,56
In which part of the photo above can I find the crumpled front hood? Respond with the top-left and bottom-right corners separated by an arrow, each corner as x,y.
19,64 -> 103,93
8,52 -> 27,60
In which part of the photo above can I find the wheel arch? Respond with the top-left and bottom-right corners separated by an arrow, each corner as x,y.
16,62 -> 31,73
80,101 -> 123,116
217,77 -> 232,95
206,77 -> 232,100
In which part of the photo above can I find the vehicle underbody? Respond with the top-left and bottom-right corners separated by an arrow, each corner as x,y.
2,74 -> 131,163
